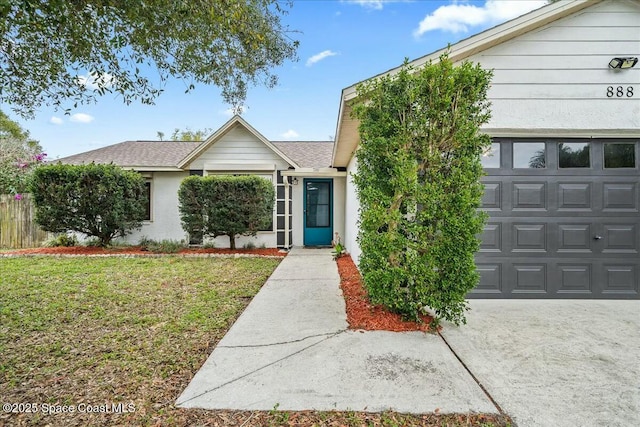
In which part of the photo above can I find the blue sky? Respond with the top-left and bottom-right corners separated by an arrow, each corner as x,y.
5,0 -> 547,159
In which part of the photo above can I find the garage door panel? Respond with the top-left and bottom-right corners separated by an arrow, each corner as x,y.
481,182 -> 502,210
603,182 -> 638,212
557,264 -> 593,294
602,224 -> 637,253
512,223 -> 547,252
474,264 -> 503,294
512,263 -> 548,294
558,183 -> 592,211
557,224 -> 593,253
513,182 -> 547,211
602,264 -> 638,294
479,223 -> 502,252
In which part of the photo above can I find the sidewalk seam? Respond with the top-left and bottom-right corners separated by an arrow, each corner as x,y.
438,331 -> 506,416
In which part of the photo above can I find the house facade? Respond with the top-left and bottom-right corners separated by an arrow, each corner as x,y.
59,116 -> 345,249
335,0 -> 640,299
59,0 -> 639,299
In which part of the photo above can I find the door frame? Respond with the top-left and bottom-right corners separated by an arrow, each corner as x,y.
303,178 -> 334,246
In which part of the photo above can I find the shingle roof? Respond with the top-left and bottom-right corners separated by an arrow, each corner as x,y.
56,139 -> 336,169
56,141 -> 203,168
272,141 -> 334,168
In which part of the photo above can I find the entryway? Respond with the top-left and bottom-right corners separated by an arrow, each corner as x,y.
303,178 -> 333,246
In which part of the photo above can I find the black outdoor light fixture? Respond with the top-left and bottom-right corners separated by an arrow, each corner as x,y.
608,57 -> 638,69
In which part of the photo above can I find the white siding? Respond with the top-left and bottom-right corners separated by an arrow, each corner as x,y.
189,126 -> 292,170
127,171 -> 190,243
344,155 -> 360,264
467,0 -> 640,133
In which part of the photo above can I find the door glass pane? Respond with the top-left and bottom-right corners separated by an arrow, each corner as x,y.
306,181 -> 330,228
481,143 -> 501,168
604,143 -> 635,168
514,143 -> 545,168
559,142 -> 590,168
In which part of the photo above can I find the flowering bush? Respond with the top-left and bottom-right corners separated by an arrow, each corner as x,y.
14,153 -> 47,199
0,110 -> 45,197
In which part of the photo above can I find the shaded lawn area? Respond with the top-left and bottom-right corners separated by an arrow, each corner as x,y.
0,256 -> 512,427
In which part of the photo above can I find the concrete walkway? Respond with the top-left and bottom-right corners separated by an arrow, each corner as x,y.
176,247 -> 496,414
177,248 -> 640,427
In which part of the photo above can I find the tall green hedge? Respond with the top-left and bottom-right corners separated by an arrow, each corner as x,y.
178,175 -> 274,249
352,55 -> 493,325
29,163 -> 147,246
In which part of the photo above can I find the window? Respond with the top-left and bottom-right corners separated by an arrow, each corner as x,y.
143,181 -> 151,221
481,143 -> 501,168
305,181 -> 331,228
604,143 -> 635,168
559,142 -> 590,168
514,142 -> 546,168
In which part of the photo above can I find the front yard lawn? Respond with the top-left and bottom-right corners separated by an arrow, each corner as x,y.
0,256 -> 511,426
0,256 -> 279,426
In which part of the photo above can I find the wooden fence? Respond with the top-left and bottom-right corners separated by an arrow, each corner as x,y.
0,194 -> 53,249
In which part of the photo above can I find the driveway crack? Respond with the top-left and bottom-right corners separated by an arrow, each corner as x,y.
438,330 -> 506,415
176,329 -> 347,406
218,330 -> 347,349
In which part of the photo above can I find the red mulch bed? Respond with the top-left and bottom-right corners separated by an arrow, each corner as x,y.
336,254 -> 435,332
3,246 -> 286,257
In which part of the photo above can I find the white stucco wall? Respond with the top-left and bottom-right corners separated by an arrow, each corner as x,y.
344,155 -> 360,264
126,171 -> 190,243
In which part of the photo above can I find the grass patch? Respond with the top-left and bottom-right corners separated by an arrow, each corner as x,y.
0,256 -> 278,426
0,256 -> 512,427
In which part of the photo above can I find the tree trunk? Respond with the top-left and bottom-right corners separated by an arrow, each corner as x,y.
229,235 -> 236,249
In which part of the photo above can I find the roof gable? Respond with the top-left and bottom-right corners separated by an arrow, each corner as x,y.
178,115 -> 300,169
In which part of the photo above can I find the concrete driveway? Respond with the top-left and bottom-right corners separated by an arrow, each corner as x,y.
440,300 -> 640,427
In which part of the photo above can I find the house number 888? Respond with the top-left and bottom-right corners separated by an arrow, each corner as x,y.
606,86 -> 633,97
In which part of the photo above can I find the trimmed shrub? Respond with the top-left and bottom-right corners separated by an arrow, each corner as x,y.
29,163 -> 147,246
179,175 -> 275,249
43,233 -> 78,248
352,54 -> 493,325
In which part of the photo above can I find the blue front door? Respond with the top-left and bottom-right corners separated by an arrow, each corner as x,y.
303,179 -> 333,246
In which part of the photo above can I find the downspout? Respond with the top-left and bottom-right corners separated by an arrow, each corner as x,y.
284,175 -> 290,249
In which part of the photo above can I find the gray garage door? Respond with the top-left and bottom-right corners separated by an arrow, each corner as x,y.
471,139 -> 639,299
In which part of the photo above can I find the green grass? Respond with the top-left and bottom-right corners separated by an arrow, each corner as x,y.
0,256 -> 512,427
0,256 -> 279,426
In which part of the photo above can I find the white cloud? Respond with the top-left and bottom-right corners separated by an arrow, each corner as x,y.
76,72 -> 114,90
281,129 -> 300,139
345,0 -> 394,10
49,116 -> 64,125
69,113 -> 95,123
306,50 -> 338,67
414,0 -> 547,36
